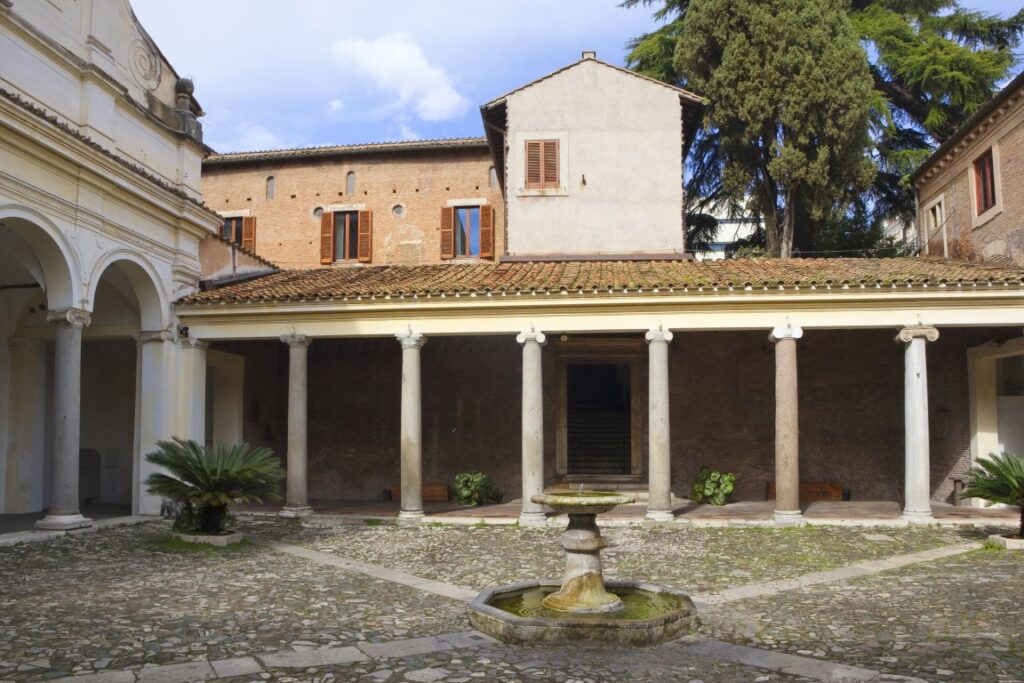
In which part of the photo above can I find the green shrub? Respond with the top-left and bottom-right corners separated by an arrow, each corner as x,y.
691,466 -> 736,506
145,438 -> 285,534
959,452 -> 1024,539
452,472 -> 503,506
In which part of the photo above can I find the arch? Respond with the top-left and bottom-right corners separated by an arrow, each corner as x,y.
86,250 -> 170,331
346,171 -> 356,195
0,203 -> 83,310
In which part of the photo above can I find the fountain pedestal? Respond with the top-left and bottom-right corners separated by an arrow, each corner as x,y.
467,491 -> 699,646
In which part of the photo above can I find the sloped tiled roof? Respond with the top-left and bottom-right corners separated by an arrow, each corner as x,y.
204,137 -> 489,166
178,258 -> 1024,305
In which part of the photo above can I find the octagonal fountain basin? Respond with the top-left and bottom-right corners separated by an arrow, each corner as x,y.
468,580 -> 698,646
468,490 -> 698,646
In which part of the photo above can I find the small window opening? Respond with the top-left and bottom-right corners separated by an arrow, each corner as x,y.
488,166 -> 497,188
453,206 -> 481,257
333,211 -> 360,261
266,176 -> 275,200
974,149 -> 996,215
221,217 -> 244,246
346,171 -> 356,196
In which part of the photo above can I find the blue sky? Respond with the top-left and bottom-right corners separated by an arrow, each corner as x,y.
132,0 -> 1020,154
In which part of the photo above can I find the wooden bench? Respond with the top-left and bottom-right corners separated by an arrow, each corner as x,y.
766,482 -> 844,503
388,484 -> 450,502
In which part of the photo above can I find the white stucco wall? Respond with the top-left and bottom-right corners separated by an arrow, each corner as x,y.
1,0 -> 205,197
504,60 -> 685,256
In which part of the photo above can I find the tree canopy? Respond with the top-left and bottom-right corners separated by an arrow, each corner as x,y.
624,0 -> 1024,257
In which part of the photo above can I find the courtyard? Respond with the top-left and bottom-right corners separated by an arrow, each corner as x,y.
0,518 -> 1020,683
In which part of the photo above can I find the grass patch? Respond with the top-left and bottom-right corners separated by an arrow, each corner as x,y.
363,518 -> 385,527
981,539 -> 1006,552
147,534 -> 253,555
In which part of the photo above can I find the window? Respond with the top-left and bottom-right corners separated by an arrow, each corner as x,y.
266,176 -> 275,200
525,139 -> 559,189
221,216 -> 256,251
488,166 -> 498,188
453,207 -> 480,257
334,211 -> 360,261
441,205 -> 493,259
346,171 -> 356,195
222,217 -> 244,245
923,196 -> 947,257
974,149 -> 996,215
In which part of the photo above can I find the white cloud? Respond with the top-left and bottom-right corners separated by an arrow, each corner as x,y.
399,124 -> 421,140
326,98 -> 345,114
331,33 -> 469,122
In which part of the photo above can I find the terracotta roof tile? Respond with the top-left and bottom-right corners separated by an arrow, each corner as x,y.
204,137 -> 489,166
177,257 -> 1024,306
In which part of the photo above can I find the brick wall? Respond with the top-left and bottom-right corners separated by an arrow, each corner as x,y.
202,148 -> 505,268
219,326 -> 1005,505
918,110 -> 1024,264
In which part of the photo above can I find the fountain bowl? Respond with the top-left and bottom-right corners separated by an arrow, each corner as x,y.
468,579 -> 698,646
532,491 -> 637,515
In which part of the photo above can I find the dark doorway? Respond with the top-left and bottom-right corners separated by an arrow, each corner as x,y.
566,363 -> 632,475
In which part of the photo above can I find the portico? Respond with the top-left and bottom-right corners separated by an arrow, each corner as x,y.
175,258 -> 1024,526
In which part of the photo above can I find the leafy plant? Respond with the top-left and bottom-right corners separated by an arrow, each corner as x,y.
145,438 -> 285,534
691,466 -> 736,506
959,453 -> 1024,539
452,472 -> 503,506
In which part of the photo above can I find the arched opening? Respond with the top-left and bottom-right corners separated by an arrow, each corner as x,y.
346,171 -> 356,196
266,176 -> 275,200
0,212 -> 78,519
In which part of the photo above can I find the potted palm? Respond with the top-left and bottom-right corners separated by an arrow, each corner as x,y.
959,452 -> 1024,550
145,438 -> 285,545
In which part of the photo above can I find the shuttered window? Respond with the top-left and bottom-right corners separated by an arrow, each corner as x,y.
221,217 -> 243,245
441,205 -> 495,259
320,210 -> 372,263
974,149 -> 996,215
525,139 -> 559,189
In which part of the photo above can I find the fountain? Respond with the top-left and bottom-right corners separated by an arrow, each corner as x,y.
468,491 -> 698,646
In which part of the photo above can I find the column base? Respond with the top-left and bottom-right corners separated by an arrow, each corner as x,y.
397,510 -> 424,526
34,513 -> 92,531
278,506 -> 313,519
518,510 -> 548,528
772,510 -> 805,526
902,509 -> 935,524
644,509 -> 675,523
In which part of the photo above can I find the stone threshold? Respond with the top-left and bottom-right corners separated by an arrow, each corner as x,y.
0,515 -> 157,547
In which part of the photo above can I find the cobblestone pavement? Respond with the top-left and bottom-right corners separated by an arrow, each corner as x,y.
0,519 -> 1018,682
701,548 -> 1024,683
238,518 -> 987,593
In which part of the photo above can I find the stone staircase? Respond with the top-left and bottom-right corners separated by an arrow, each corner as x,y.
566,407 -> 631,475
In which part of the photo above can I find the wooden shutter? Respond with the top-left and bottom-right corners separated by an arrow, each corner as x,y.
320,211 -> 334,264
479,205 -> 494,258
542,140 -> 559,189
440,206 -> 455,259
241,216 -> 256,252
525,140 -> 542,188
357,210 -> 372,262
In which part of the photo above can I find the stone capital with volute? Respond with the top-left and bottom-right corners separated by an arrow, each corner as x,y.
645,327 -> 674,344
895,325 -> 939,344
396,330 -> 427,349
47,307 -> 91,329
281,333 -> 312,348
517,329 -> 547,346
138,329 -> 175,345
769,322 -> 803,343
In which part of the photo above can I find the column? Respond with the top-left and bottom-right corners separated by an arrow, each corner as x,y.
517,328 -> 547,527
135,330 -> 174,516
35,308 -> 91,530
396,330 -> 426,522
770,322 -> 803,525
280,334 -> 313,518
178,336 -> 208,444
897,325 -> 939,521
645,326 -> 674,521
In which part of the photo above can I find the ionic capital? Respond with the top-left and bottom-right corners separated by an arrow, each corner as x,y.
47,308 -> 91,329
178,335 -> 207,349
645,327 -> 674,344
895,325 -> 939,344
138,329 -> 174,345
280,333 -> 312,348
516,329 -> 547,346
769,322 -> 803,343
396,330 -> 426,349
